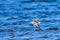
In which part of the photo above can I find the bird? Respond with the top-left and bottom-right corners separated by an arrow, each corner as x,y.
30,18 -> 41,30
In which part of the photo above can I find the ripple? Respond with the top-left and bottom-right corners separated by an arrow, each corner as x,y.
7,29 -> 15,32
56,39 -> 60,40
24,8 -> 36,10
0,30 -> 5,32
7,17 -> 18,21
39,35 -> 49,38
22,0 -> 56,3
45,28 -> 59,30
2,23 -> 10,26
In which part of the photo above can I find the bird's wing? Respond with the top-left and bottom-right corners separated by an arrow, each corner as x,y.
38,22 -> 41,24
30,21 -> 34,24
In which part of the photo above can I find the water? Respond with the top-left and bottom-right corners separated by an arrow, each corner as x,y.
0,0 -> 60,40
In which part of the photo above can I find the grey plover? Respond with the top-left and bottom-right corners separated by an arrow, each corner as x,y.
31,18 -> 41,30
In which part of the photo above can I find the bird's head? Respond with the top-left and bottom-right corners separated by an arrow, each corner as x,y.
32,18 -> 37,21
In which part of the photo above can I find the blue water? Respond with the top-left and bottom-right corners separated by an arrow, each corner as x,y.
0,0 -> 60,40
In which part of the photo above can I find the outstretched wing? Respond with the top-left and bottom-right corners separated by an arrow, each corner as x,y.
38,22 -> 41,24
30,21 -> 34,24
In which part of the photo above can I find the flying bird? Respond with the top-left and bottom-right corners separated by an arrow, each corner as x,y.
31,18 -> 41,30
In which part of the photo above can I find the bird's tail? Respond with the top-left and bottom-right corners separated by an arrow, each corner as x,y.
35,26 -> 41,30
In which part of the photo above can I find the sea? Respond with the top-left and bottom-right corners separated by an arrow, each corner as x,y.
0,0 -> 60,40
